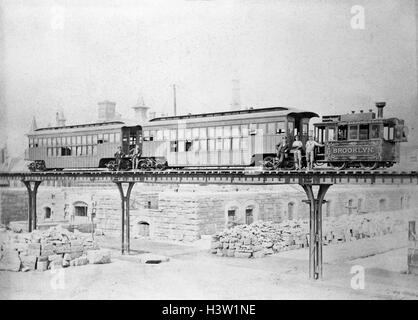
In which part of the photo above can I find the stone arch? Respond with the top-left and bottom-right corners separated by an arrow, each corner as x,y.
72,201 -> 89,222
43,206 -> 52,219
137,221 -> 150,237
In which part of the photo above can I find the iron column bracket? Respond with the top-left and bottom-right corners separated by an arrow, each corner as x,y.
300,183 -> 332,281
21,180 -> 42,232
114,181 -> 135,255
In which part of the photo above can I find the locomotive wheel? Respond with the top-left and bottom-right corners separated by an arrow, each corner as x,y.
106,160 -> 117,171
330,162 -> 346,170
284,161 -> 295,170
360,162 -> 379,170
262,156 -> 276,170
28,162 -> 37,172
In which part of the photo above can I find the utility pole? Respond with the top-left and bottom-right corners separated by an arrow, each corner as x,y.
173,84 -> 177,116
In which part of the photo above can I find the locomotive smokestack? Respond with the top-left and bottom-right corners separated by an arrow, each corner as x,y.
376,102 -> 386,118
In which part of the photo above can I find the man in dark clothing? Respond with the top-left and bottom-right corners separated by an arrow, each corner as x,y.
276,136 -> 289,168
130,145 -> 141,170
114,146 -> 125,171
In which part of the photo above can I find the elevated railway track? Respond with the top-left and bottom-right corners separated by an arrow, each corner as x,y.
1,169 -> 417,280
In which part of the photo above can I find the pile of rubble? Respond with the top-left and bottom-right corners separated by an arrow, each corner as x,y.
0,225 -> 111,272
211,211 -> 407,258
211,220 -> 309,259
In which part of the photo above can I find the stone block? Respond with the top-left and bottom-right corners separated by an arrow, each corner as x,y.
253,251 -> 266,259
70,245 -> 83,253
73,256 -> 88,266
86,249 -> 111,264
55,244 -> 70,254
41,244 -> 54,252
234,251 -> 252,258
70,240 -> 83,247
0,249 -> 21,271
28,243 -> 41,251
49,257 -> 63,269
20,254 -> 37,271
48,254 -> 63,262
226,249 -> 235,257
36,260 -> 48,272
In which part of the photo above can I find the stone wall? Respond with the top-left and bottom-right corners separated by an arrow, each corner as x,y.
1,182 -> 418,242
0,188 -> 27,225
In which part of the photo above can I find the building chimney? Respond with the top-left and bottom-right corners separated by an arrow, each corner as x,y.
55,110 -> 66,127
376,102 -> 386,118
30,116 -> 38,132
98,101 -> 116,121
132,96 -> 149,123
230,78 -> 241,111
149,111 -> 156,119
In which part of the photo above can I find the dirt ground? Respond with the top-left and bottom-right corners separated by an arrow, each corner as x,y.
1,232 -> 418,300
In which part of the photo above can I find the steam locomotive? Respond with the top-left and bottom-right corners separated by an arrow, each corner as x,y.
25,102 -> 407,171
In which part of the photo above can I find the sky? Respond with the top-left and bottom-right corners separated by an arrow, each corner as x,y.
1,0 -> 418,157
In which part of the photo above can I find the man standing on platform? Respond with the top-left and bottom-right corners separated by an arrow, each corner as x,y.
305,136 -> 324,170
275,136 -> 289,168
291,135 -> 303,170
114,146 -> 125,171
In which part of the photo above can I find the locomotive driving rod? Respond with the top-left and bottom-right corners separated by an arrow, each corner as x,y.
301,184 -> 331,280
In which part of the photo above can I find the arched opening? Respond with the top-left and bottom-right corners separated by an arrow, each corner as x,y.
357,198 -> 364,213
227,207 -> 238,228
44,207 -> 51,219
138,221 -> 150,237
288,202 -> 295,220
379,198 -> 387,211
74,202 -> 88,217
72,201 -> 89,223
245,206 -> 254,225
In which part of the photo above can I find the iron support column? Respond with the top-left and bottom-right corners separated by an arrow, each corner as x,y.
301,184 -> 331,280
22,180 -> 42,232
114,181 -> 135,254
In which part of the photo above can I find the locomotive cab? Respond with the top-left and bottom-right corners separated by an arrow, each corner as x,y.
314,103 -> 408,170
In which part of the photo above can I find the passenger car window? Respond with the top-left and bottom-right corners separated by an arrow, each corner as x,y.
359,124 -> 369,140
223,126 -> 231,137
199,140 -> 207,151
208,127 -> 215,138
231,126 -> 240,137
223,138 -> 231,150
199,128 -> 207,138
241,125 -> 249,137
215,127 -> 223,137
